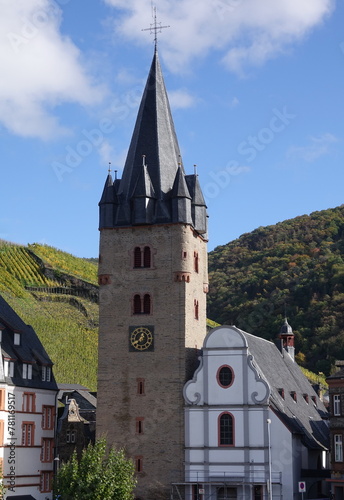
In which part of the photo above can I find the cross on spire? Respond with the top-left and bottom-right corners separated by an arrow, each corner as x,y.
142,6 -> 170,47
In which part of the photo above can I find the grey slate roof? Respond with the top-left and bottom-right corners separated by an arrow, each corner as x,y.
99,48 -> 207,235
0,294 -> 57,390
242,329 -> 329,451
327,366 -> 344,380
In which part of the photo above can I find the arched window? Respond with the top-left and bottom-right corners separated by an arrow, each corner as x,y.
218,412 -> 234,446
133,246 -> 152,268
143,294 -> 151,314
143,247 -> 151,268
217,365 -> 234,388
134,295 -> 141,314
133,294 -> 152,314
134,247 -> 142,268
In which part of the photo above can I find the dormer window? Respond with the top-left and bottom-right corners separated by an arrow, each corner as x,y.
14,333 -> 20,346
4,360 -> 14,377
23,363 -> 32,380
42,366 -> 51,382
278,388 -> 285,399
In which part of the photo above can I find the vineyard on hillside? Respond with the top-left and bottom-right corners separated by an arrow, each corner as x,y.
0,241 -> 99,390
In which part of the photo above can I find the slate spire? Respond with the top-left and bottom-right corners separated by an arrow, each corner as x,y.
99,48 -> 207,235
119,48 -> 181,200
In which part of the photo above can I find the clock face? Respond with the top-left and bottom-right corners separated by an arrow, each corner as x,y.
130,326 -> 154,351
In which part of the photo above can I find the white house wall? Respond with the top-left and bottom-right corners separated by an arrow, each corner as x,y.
0,384 -> 56,499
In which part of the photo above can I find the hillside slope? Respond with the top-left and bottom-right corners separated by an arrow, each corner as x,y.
208,205 -> 344,376
0,242 -> 98,390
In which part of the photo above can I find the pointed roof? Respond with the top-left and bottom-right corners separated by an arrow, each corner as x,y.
171,166 -> 191,199
99,173 -> 114,204
186,174 -> 207,206
280,317 -> 293,336
132,161 -> 156,199
119,48 -> 182,200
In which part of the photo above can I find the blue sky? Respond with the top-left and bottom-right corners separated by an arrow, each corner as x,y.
1,0 -> 343,257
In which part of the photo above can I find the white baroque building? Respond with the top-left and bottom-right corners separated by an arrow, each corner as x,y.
182,324 -> 329,500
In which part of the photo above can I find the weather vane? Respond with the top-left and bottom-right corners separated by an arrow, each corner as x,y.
142,5 -> 170,46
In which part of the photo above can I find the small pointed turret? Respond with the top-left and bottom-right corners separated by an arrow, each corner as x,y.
186,173 -> 208,235
131,156 -> 156,224
171,165 -> 192,224
278,317 -> 295,361
99,173 -> 115,228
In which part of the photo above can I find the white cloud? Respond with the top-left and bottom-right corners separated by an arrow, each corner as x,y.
99,140 -> 115,166
0,0 -> 104,139
104,0 -> 334,74
169,89 -> 196,109
287,133 -> 338,162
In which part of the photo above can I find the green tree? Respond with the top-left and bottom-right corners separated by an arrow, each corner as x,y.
55,438 -> 136,500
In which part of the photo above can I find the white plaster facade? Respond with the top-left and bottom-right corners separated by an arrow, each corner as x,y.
183,325 -> 329,500
0,385 -> 56,499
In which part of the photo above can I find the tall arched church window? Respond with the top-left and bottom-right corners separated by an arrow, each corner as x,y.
218,412 -> 234,446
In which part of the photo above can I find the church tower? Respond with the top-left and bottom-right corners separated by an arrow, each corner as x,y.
97,46 -> 208,499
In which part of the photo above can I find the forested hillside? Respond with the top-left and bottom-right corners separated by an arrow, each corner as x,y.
208,205 -> 344,376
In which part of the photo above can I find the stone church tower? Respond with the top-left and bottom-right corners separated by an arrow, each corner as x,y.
97,47 -> 208,499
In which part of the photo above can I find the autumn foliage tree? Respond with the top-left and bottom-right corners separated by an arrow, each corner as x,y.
55,438 -> 136,500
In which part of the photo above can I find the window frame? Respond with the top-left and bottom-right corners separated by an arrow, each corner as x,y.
42,406 -> 54,430
22,421 -> 35,447
133,246 -> 152,269
4,360 -> 14,377
41,438 -> 54,462
334,394 -> 341,416
22,363 -> 32,380
66,429 -> 76,444
335,434 -> 343,462
22,392 -> 36,413
218,412 -> 235,447
40,471 -> 52,493
133,294 -> 152,315
217,365 -> 234,389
